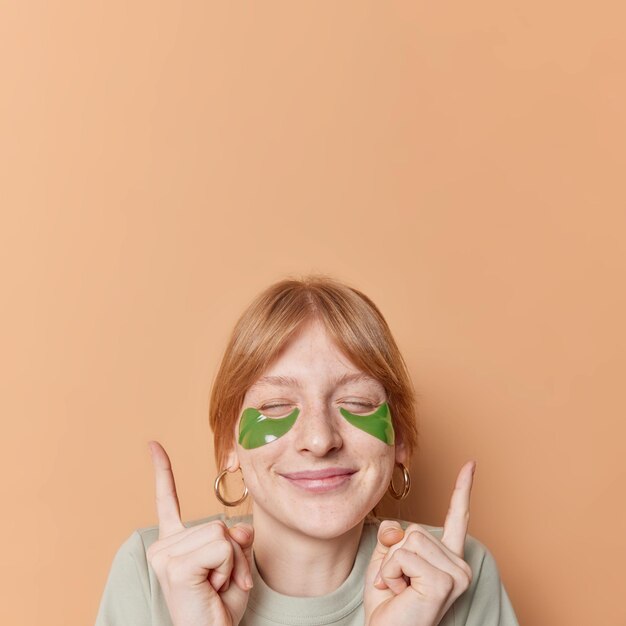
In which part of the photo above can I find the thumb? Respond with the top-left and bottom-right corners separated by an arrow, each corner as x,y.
226,523 -> 255,592
366,520 -> 404,587
229,523 -> 255,566
377,521 -> 405,550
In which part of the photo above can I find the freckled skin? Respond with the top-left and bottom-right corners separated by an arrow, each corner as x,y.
225,319 -> 407,542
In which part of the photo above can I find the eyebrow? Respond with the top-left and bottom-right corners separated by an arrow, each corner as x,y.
249,372 -> 381,391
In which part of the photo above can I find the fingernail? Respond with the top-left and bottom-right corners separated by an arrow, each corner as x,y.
246,574 -> 253,589
236,526 -> 252,539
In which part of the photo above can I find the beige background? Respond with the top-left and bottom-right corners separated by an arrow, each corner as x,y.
2,2 -> 625,625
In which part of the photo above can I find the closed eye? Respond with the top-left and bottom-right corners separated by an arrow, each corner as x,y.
254,405 -> 297,420
343,401 -> 377,411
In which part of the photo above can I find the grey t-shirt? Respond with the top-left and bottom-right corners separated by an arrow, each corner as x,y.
95,515 -> 519,626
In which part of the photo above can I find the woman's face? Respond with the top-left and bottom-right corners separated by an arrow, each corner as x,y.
226,318 -> 407,540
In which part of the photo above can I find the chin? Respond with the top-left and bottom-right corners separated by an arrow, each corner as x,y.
292,516 -> 362,540
284,500 -> 374,540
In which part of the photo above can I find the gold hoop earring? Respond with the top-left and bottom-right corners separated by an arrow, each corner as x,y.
214,468 -> 249,507
388,462 -> 411,500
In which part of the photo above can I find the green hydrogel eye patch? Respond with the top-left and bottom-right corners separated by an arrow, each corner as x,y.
238,407 -> 300,449
339,402 -> 395,445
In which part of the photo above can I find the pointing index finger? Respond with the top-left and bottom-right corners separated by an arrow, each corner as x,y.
441,460 -> 476,558
148,440 -> 185,539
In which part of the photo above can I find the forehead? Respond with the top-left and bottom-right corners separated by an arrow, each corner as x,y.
246,319 -> 384,394
248,371 -> 382,393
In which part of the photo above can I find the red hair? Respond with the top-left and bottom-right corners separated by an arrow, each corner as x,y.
209,275 -> 418,469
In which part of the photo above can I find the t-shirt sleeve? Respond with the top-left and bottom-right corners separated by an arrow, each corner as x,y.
455,536 -> 519,626
94,530 -> 153,626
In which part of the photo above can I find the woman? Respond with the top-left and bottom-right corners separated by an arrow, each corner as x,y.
96,276 -> 519,626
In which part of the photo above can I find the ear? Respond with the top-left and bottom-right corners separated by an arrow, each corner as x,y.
223,421 -> 241,472
224,440 -> 240,472
394,439 -> 408,465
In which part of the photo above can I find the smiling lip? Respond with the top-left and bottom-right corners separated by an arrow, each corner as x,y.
279,468 -> 356,493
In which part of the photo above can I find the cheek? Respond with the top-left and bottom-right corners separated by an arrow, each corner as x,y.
372,448 -> 396,482
344,427 -> 396,476
367,450 -> 396,504
237,441 -> 281,486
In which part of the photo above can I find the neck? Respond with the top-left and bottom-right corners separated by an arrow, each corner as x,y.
251,503 -> 364,596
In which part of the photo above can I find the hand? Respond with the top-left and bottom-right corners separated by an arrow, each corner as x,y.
145,441 -> 254,626
364,461 -> 476,626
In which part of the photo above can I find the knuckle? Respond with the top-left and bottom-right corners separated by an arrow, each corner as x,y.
217,537 -> 232,551
202,520 -> 227,535
214,538 -> 234,562
407,530 -> 429,549
436,571 -> 455,594
458,571 -> 472,592
380,549 -> 401,572
458,564 -> 473,590
200,522 -> 228,540
391,547 -> 411,564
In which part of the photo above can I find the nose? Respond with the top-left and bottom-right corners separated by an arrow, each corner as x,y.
293,403 -> 343,457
